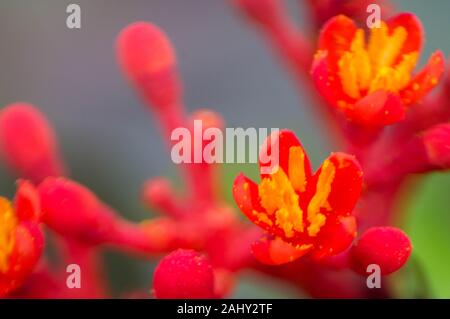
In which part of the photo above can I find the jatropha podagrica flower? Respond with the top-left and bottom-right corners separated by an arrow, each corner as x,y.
0,181 -> 44,297
233,130 -> 363,265
312,13 -> 445,126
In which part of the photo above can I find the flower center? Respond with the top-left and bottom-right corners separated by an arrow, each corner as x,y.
0,197 -> 17,273
256,146 -> 334,238
337,22 -> 418,101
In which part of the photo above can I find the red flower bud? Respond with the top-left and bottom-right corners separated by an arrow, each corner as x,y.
153,249 -> 215,299
116,22 -> 182,109
0,103 -> 65,183
351,227 -> 412,275
38,177 -> 117,243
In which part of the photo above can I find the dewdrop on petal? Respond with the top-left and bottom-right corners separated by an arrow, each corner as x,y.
116,22 -> 182,110
153,249 -> 215,299
351,226 -> 412,275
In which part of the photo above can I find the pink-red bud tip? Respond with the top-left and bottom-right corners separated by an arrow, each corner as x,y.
116,22 -> 181,108
351,226 -> 412,275
0,103 -> 65,183
153,249 -> 215,299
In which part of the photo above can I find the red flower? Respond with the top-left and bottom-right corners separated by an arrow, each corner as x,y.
312,13 -> 445,126
232,130 -> 363,265
0,181 -> 44,297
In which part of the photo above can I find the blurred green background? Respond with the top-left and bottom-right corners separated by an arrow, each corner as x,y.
0,0 -> 449,298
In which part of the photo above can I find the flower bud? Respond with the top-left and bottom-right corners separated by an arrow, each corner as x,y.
0,103 -> 65,183
116,22 -> 182,109
141,178 -> 183,217
153,249 -> 215,299
38,177 -> 117,243
351,227 -> 412,275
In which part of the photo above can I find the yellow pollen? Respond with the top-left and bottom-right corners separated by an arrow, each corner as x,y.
307,160 -> 335,236
337,22 -> 418,101
288,146 -> 307,193
258,168 -> 304,238
0,197 -> 17,273
252,210 -> 273,227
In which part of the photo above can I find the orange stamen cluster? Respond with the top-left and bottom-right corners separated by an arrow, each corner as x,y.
254,146 -> 334,239
0,198 -> 17,273
338,22 -> 418,101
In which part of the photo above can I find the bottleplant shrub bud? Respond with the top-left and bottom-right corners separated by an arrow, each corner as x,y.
0,103 -> 65,183
351,227 -> 412,275
153,249 -> 215,299
116,22 -> 182,109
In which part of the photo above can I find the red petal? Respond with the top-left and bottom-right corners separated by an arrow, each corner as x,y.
312,215 -> 357,259
422,123 -> 450,168
311,53 -> 356,108
258,129 -> 311,179
387,13 -> 424,56
326,152 -> 363,215
348,90 -> 406,126
400,51 -> 445,106
232,173 -> 273,231
307,152 -> 363,217
0,222 -> 44,296
318,15 -> 358,72
14,180 -> 41,222
251,236 -> 312,265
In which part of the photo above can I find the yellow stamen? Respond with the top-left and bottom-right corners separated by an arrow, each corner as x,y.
258,168 -> 304,237
337,21 -> 418,100
338,52 -> 361,99
252,210 -> 273,227
288,146 -> 307,193
0,197 -> 17,273
370,23 -> 407,72
307,160 -> 335,236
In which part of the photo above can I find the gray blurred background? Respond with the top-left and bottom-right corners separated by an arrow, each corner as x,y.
1,0 -> 450,298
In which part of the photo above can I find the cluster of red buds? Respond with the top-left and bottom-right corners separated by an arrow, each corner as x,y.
0,0 -> 449,298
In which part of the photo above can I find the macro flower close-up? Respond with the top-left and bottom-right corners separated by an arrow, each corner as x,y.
312,13 -> 445,126
233,129 -> 363,264
1,0 -> 450,306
